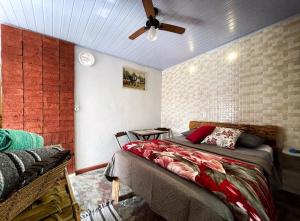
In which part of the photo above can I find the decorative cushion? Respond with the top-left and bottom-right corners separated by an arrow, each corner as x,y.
186,125 -> 216,144
236,133 -> 265,148
201,127 -> 242,149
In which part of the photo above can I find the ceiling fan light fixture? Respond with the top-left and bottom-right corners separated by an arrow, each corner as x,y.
147,26 -> 158,41
128,0 -> 185,40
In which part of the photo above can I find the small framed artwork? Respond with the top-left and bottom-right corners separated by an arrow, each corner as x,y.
123,66 -> 146,90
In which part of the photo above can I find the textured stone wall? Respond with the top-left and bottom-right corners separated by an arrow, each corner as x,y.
1,25 -> 75,171
162,16 -> 300,148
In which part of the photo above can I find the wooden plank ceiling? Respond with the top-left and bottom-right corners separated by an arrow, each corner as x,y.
0,0 -> 300,70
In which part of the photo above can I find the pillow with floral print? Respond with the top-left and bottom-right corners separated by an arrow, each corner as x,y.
201,127 -> 242,149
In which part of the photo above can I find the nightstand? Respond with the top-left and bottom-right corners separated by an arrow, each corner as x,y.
280,148 -> 300,195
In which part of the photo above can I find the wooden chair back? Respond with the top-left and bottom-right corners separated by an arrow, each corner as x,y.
114,131 -> 131,149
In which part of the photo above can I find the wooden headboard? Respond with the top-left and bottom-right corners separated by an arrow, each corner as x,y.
189,121 -> 279,150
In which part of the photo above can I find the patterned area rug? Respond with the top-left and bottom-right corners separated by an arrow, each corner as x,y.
69,168 -> 166,221
69,169 -> 132,211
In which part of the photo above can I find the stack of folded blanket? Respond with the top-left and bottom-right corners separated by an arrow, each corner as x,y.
0,129 -> 44,152
0,146 -> 70,200
13,180 -> 76,221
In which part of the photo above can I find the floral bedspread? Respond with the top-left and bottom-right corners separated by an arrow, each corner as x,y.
122,140 -> 275,221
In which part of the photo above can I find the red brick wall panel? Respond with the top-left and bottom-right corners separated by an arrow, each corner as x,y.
23,63 -> 43,91
1,25 -> 22,48
43,112 -> 59,122
59,112 -> 74,121
60,41 -> 74,59
60,57 -> 74,67
66,131 -> 74,143
60,91 -> 74,104
43,68 -> 60,86
59,133 -> 67,144
43,36 -> 59,48
43,121 -> 60,133
2,47 -> 23,60
2,81 -> 24,90
24,121 -> 43,133
24,113 -> 43,121
2,61 -> 23,88
23,45 -> 43,65
24,102 -> 43,110
2,122 -> 24,130
23,30 -> 42,64
24,90 -> 43,101
43,102 -> 59,111
43,132 -> 63,145
2,111 -> 24,123
2,88 -> 24,97
24,107 -> 43,118
43,48 -> 59,67
43,106 -> 59,117
24,94 -> 43,104
1,25 -> 75,173
43,133 -> 52,145
60,105 -> 74,123
67,157 -> 75,173
24,77 -> 43,87
6,93 -> 23,103
1,38 -> 22,50
43,91 -> 59,103
51,133 -> 60,144
3,101 -> 24,113
2,109 -> 24,116
23,31 -> 42,46
60,64 -> 74,71
23,62 -> 43,75
59,120 -> 74,132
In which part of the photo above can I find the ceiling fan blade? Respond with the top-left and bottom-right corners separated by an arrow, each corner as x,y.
159,23 -> 185,34
142,0 -> 156,18
128,27 -> 147,40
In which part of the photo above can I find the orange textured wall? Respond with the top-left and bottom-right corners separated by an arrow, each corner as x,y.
1,25 -> 75,172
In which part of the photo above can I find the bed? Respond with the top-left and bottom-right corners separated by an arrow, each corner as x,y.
108,121 -> 280,221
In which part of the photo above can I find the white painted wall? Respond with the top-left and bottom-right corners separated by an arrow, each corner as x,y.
75,46 -> 162,170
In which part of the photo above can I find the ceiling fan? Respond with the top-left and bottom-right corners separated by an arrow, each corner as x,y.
128,0 -> 186,41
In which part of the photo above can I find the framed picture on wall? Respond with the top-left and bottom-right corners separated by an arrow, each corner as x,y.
123,66 -> 146,90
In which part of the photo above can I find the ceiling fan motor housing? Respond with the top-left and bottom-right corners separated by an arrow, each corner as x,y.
146,17 -> 160,29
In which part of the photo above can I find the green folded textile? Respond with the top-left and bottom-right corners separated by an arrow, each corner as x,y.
0,129 -> 44,152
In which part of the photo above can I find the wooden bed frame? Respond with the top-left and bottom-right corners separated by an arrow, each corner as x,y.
112,121 -> 280,203
110,121 -> 281,220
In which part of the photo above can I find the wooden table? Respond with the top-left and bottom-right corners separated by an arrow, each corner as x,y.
129,129 -> 168,140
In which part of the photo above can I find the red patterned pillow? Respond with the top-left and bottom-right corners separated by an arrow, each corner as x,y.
201,127 -> 242,149
186,125 -> 216,144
